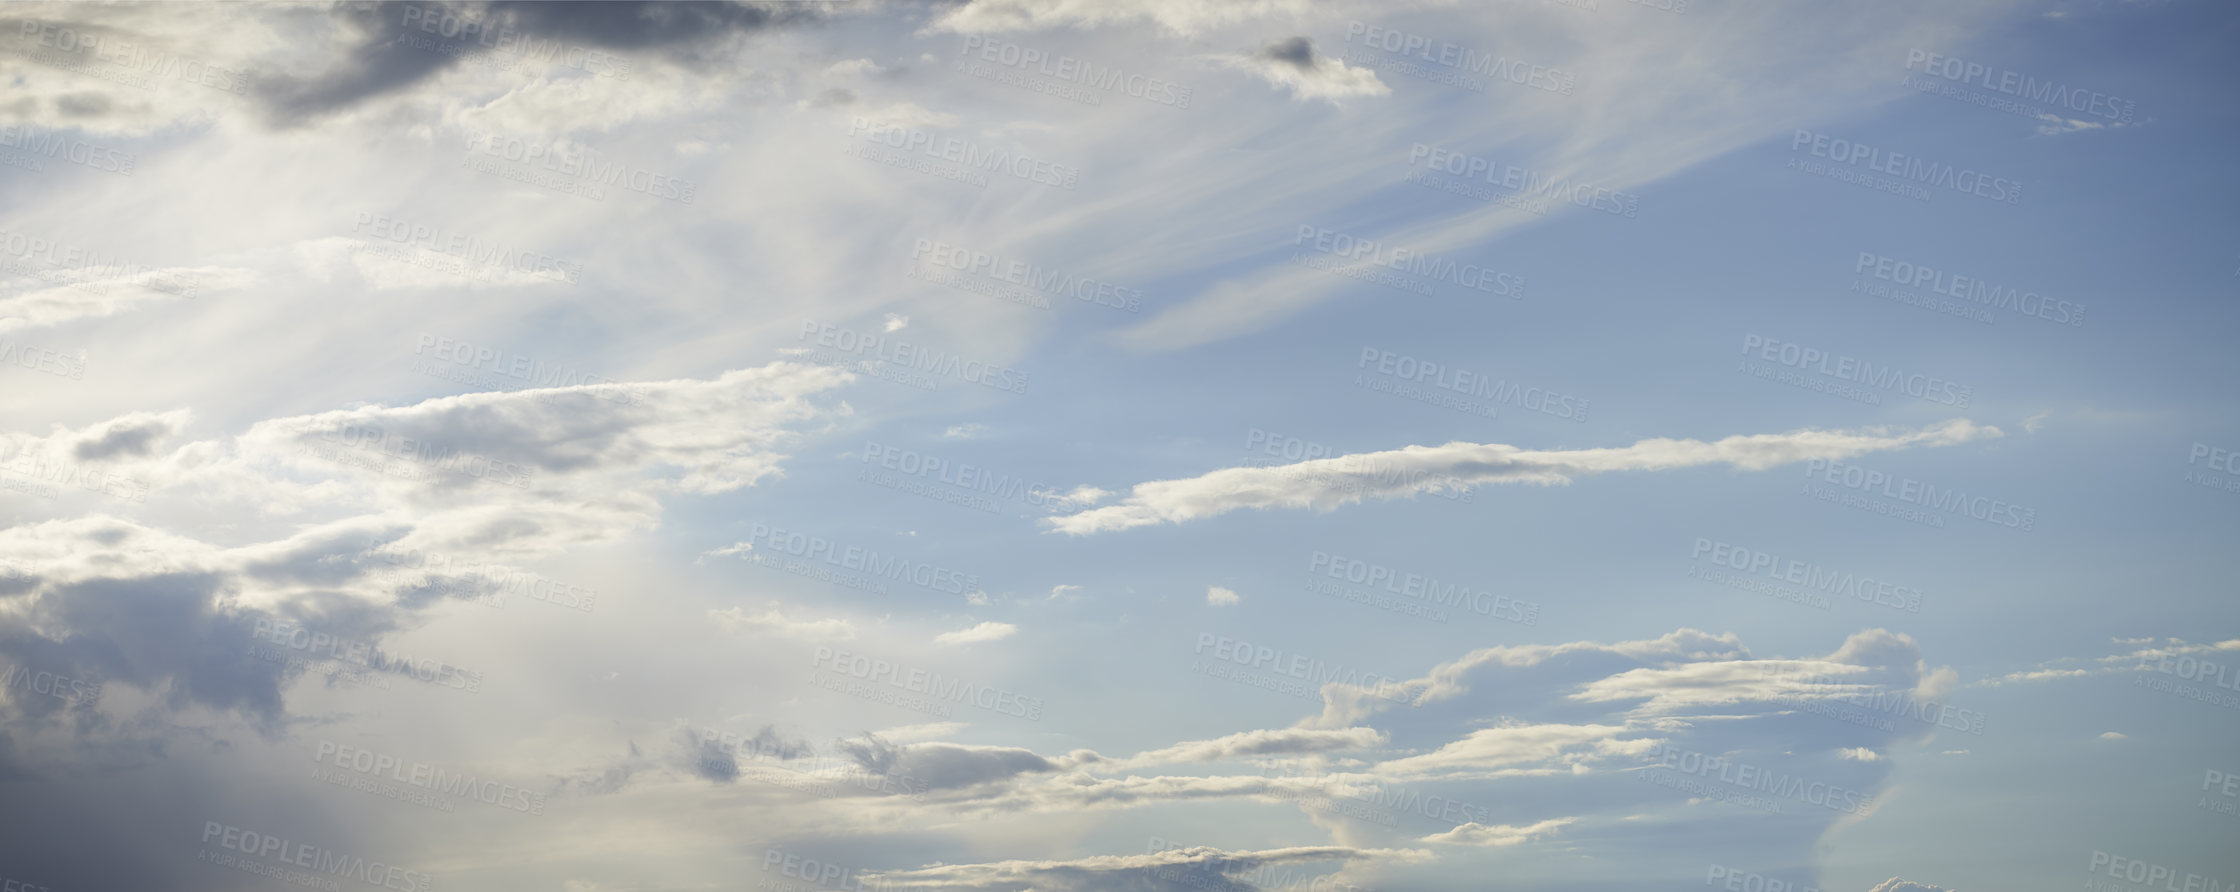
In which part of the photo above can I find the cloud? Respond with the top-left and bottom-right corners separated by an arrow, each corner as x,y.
1979,636 -> 2240,687
0,265 -> 254,332
1120,727 -> 1386,768
1867,880 -> 1956,892
944,422 -> 988,439
1420,816 -> 1575,847
2098,731 -> 2126,740
254,1 -> 821,123
935,621 -> 1018,645
1049,421 -> 1999,534
709,604 -> 855,641
1373,722 -> 1653,780
926,0 -> 1380,37
1206,585 -> 1240,606
885,312 -> 911,332
1223,37 -> 1387,102
860,844 -> 1430,892
1839,747 -> 1882,761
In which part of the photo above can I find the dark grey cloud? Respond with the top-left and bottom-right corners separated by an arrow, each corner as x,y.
1258,36 -> 1315,70
841,735 -> 1060,792
70,412 -> 178,460
256,0 -> 822,124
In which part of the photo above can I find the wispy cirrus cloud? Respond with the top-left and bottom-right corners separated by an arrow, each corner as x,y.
1047,421 -> 1999,534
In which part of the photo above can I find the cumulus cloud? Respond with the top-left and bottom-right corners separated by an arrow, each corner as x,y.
1047,421 -> 1999,534
1206,585 -> 1240,606
1222,37 -> 1387,102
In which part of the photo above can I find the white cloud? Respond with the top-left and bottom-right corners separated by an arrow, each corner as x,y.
935,621 -> 1018,645
1221,37 -> 1388,103
710,605 -> 856,641
1868,879 -> 1956,892
1420,817 -> 1575,847
1206,585 -> 1240,606
1839,747 -> 1882,761
1048,421 -> 1999,534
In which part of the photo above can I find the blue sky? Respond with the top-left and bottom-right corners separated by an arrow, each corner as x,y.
1,1 -> 2236,891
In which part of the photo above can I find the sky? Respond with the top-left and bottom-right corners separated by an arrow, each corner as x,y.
1,1 -> 2236,891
